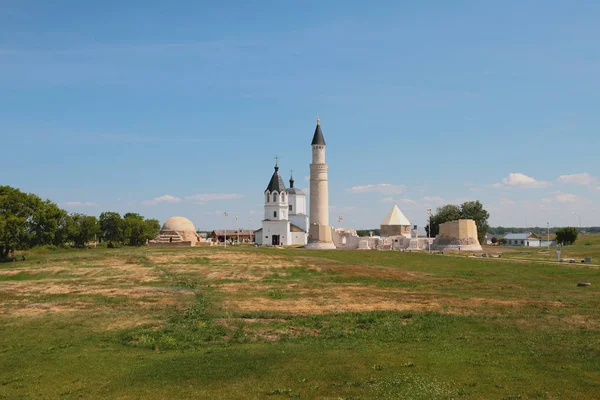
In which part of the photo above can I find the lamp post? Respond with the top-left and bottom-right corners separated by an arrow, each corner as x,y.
224,212 -> 228,248
236,216 -> 239,245
573,212 -> 581,232
547,222 -> 550,251
427,208 -> 432,253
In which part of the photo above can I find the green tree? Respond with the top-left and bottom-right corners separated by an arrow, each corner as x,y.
122,213 -> 160,246
68,214 -> 99,248
425,204 -> 461,238
555,227 -> 578,245
143,219 -> 160,243
425,201 -> 490,244
0,186 -> 68,257
99,212 -> 123,246
0,186 -> 30,257
30,200 -> 67,247
459,201 -> 490,244
53,212 -> 74,247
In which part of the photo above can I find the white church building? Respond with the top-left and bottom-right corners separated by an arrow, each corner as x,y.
254,164 -> 309,246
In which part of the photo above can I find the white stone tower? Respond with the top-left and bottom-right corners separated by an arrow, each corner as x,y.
306,117 -> 336,249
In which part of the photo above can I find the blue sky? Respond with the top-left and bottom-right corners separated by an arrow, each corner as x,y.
1,1 -> 599,230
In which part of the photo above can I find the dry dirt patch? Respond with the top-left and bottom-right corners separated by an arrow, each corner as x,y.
9,302 -> 96,317
153,252 -> 312,281
218,282 -> 567,316
0,257 -> 181,318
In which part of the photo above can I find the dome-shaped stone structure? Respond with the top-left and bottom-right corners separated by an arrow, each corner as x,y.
161,216 -> 196,233
149,216 -> 201,246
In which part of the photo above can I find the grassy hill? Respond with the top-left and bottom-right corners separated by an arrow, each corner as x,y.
1,241 -> 599,399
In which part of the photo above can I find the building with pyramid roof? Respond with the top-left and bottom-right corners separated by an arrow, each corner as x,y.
380,203 -> 412,238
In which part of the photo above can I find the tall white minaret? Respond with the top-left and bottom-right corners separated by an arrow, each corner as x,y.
306,117 -> 336,249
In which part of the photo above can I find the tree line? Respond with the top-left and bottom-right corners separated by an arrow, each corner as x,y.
489,226 -> 599,235
0,186 -> 160,259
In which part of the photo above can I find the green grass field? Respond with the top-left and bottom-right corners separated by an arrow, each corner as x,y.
1,239 -> 599,399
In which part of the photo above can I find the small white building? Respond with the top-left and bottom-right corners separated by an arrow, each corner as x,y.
503,232 -> 541,247
380,203 -> 412,238
254,164 -> 308,246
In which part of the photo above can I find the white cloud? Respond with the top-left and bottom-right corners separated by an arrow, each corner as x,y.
423,196 -> 444,204
499,198 -> 516,205
143,194 -> 182,206
492,173 -> 550,189
542,192 -> 588,204
555,193 -> 579,203
557,173 -> 598,187
379,197 -> 417,204
329,206 -> 359,213
400,198 -> 417,205
65,201 -> 97,206
204,210 -> 226,216
347,183 -> 405,195
184,193 -> 244,202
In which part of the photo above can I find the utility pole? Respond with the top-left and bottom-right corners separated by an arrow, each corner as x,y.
427,208 -> 432,253
547,222 -> 550,251
224,212 -> 228,248
236,216 -> 239,245
573,212 -> 581,232
249,218 -> 253,243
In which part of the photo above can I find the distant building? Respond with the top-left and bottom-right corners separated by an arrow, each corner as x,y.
503,232 -> 541,247
485,233 -> 497,245
150,216 -> 204,247
211,230 -> 255,243
380,203 -> 411,238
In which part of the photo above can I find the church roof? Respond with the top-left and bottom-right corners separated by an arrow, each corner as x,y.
286,174 -> 305,195
290,223 -> 306,233
381,204 -> 411,226
286,188 -> 305,195
311,118 -> 326,145
266,164 -> 286,193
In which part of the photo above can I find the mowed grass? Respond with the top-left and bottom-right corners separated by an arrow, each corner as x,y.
0,244 -> 599,399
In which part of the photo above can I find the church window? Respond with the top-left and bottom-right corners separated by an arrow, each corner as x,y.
266,193 -> 269,202
281,193 -> 285,201
272,193 -> 277,202
273,211 -> 277,218
289,205 -> 292,211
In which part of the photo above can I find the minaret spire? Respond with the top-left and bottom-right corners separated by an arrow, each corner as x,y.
307,117 -> 335,249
